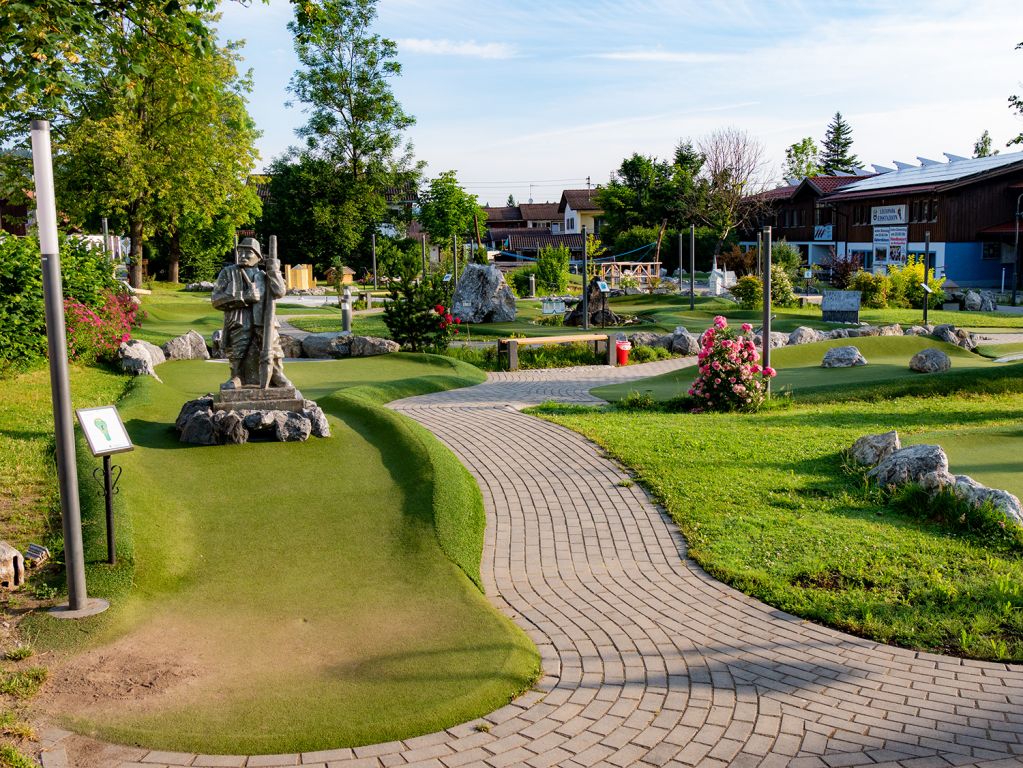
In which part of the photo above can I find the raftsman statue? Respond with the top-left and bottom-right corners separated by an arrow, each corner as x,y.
212,237 -> 292,390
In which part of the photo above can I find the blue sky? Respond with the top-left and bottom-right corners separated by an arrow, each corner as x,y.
218,0 -> 1023,205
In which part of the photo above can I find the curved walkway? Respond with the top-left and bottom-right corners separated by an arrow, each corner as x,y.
43,360 -> 1023,767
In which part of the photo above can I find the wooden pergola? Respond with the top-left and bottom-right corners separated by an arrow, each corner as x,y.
596,261 -> 662,287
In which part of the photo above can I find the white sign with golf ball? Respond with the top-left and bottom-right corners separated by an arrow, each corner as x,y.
76,405 -> 134,457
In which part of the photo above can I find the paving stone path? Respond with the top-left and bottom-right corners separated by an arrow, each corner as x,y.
42,360 -> 1023,768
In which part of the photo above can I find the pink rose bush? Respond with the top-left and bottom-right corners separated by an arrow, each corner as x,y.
688,316 -> 776,412
65,290 -> 144,363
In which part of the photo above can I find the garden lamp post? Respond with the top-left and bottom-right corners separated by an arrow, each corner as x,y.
582,225 -> 589,330
923,231 -> 931,327
1013,193 -> 1023,306
762,225 -> 772,397
31,120 -> 107,618
689,224 -> 695,311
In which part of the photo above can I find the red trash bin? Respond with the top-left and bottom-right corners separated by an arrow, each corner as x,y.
616,340 -> 632,366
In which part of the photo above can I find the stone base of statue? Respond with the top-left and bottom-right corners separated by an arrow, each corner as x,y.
175,389 -> 330,446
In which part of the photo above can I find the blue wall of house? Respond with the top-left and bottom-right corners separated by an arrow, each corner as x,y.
943,243 -> 1007,288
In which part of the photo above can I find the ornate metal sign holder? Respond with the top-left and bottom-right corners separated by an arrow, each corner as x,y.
75,405 -> 134,565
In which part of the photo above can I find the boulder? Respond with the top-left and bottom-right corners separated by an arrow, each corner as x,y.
162,330 -> 210,361
904,325 -> 930,337
184,281 -> 215,292
878,324 -> 904,336
117,339 -> 165,380
849,325 -> 881,338
932,324 -> 977,351
350,336 -> 400,357
789,326 -> 823,345
670,328 -> 701,356
754,331 -> 789,349
279,334 -> 304,359
274,411 -> 312,442
178,409 -> 216,445
629,332 -> 672,349
952,475 -> 1023,525
868,444 -> 949,487
963,290 -> 997,312
920,470 -> 956,494
909,348 -> 951,373
451,264 -> 517,323
215,410 -> 249,445
302,332 -> 351,359
303,400 -> 331,438
821,346 -> 867,368
828,328 -> 851,339
175,394 -> 214,432
850,431 -> 901,466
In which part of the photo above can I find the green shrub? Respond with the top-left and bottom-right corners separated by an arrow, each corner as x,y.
0,234 -> 122,369
508,266 -> 537,297
535,244 -> 569,294
443,345 -> 500,371
628,345 -> 673,364
772,239 -> 802,278
849,270 -> 891,309
516,342 -> 601,370
889,255 -> 945,309
731,274 -> 763,309
769,264 -> 797,307
534,314 -> 564,327
382,251 -> 457,352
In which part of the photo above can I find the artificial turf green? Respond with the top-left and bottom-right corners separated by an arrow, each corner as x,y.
592,336 -> 1018,403
536,391 -> 1023,661
30,355 -> 536,754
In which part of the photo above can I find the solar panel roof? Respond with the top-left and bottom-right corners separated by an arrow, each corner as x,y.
838,150 -> 1023,193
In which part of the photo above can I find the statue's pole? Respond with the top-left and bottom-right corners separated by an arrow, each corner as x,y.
260,236 -> 278,389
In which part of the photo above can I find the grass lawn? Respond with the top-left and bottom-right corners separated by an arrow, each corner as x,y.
977,341 -> 1023,359
536,391 -> 1023,661
27,355 -> 537,754
593,336 -> 1022,403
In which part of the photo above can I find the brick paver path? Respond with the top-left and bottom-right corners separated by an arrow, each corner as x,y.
42,361 -> 1023,767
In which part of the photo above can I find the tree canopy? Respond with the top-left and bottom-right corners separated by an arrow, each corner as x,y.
974,130 -> 998,158
418,171 -> 487,248
820,112 -> 860,174
1010,42 -> 1023,147
783,137 -> 821,179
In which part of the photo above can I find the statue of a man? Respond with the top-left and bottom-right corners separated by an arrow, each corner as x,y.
212,237 -> 292,390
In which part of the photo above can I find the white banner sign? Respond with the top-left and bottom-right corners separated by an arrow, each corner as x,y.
871,205 -> 907,225
813,224 -> 833,241
888,226 -> 908,262
872,226 -> 890,248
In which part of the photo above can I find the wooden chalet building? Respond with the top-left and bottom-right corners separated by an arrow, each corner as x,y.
746,151 -> 1023,288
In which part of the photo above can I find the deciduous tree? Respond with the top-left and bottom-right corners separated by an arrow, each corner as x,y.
418,171 -> 487,250
1010,42 -> 1023,147
697,127 -> 768,256
783,137 -> 821,179
974,130 -> 998,158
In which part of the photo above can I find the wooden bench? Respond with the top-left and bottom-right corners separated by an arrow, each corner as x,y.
498,333 -> 619,371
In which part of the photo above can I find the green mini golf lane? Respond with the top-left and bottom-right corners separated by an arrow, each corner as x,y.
593,336 -> 1015,402
43,356 -> 537,755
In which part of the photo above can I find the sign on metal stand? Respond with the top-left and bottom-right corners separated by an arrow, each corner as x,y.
31,120 -> 108,618
76,406 -> 134,565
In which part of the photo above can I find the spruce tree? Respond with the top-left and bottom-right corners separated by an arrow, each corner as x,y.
820,112 -> 859,174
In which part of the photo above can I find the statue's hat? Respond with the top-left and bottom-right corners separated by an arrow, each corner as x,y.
238,237 -> 262,257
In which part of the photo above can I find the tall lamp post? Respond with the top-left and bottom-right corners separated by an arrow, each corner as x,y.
762,225 -> 773,398
922,230 -> 931,327
1013,193 -> 1023,306
31,121 -> 108,618
581,225 -> 589,330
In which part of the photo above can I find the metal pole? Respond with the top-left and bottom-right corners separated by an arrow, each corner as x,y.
101,217 -> 110,258
762,225 -> 772,397
678,231 -> 683,294
756,231 -> 762,278
103,455 -> 115,565
453,234 -> 458,291
31,121 -> 103,617
372,233 -> 378,290
421,234 -> 427,276
1013,193 -> 1023,306
582,225 -> 589,330
689,224 -> 695,311
923,230 -> 931,327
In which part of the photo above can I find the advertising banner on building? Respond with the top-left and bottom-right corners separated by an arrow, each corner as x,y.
888,226 -> 908,262
813,224 -> 833,241
872,226 -> 890,250
871,205 -> 907,225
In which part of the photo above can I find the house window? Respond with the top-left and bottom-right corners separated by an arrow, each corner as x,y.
552,223 -> 560,234
929,198 -> 939,222
983,242 -> 1001,260
566,217 -> 575,231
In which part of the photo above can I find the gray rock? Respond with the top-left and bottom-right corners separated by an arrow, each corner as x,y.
274,411 -> 312,442
932,324 -> 977,351
175,395 -> 214,432
850,431 -> 901,466
909,347 -> 951,373
214,410 -> 248,445
849,325 -> 881,338
179,410 -> 216,445
920,470 -> 956,494
904,325 -> 930,337
754,331 -> 789,349
303,400 -> 331,438
828,328 -> 851,339
868,444 -> 949,487
962,290 -> 996,312
629,332 -> 672,349
162,329 -> 210,361
184,281 -> 215,292
789,326 -> 823,345
953,475 -> 1023,525
879,324 -> 904,336
350,336 -> 400,357
279,334 -> 304,358
451,264 -> 517,323
117,339 -> 164,380
821,345 -> 867,368
670,330 -> 701,356
302,332 -> 352,359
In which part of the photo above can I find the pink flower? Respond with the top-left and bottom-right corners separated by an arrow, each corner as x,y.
713,316 -> 727,329
764,366 -> 776,377
741,323 -> 752,332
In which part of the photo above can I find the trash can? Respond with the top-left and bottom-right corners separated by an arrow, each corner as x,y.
615,340 -> 632,366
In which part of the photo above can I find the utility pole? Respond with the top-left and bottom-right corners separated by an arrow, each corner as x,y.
32,121 -> 107,618
762,226 -> 773,398
582,225 -> 589,330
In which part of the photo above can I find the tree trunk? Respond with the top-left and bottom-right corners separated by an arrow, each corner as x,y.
129,217 -> 144,288
168,229 -> 181,284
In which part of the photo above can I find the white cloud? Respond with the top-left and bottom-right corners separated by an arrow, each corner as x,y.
397,38 -> 517,59
592,50 -> 733,64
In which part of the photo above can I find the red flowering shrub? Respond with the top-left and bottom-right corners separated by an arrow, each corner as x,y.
64,290 -> 143,363
689,315 -> 776,412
